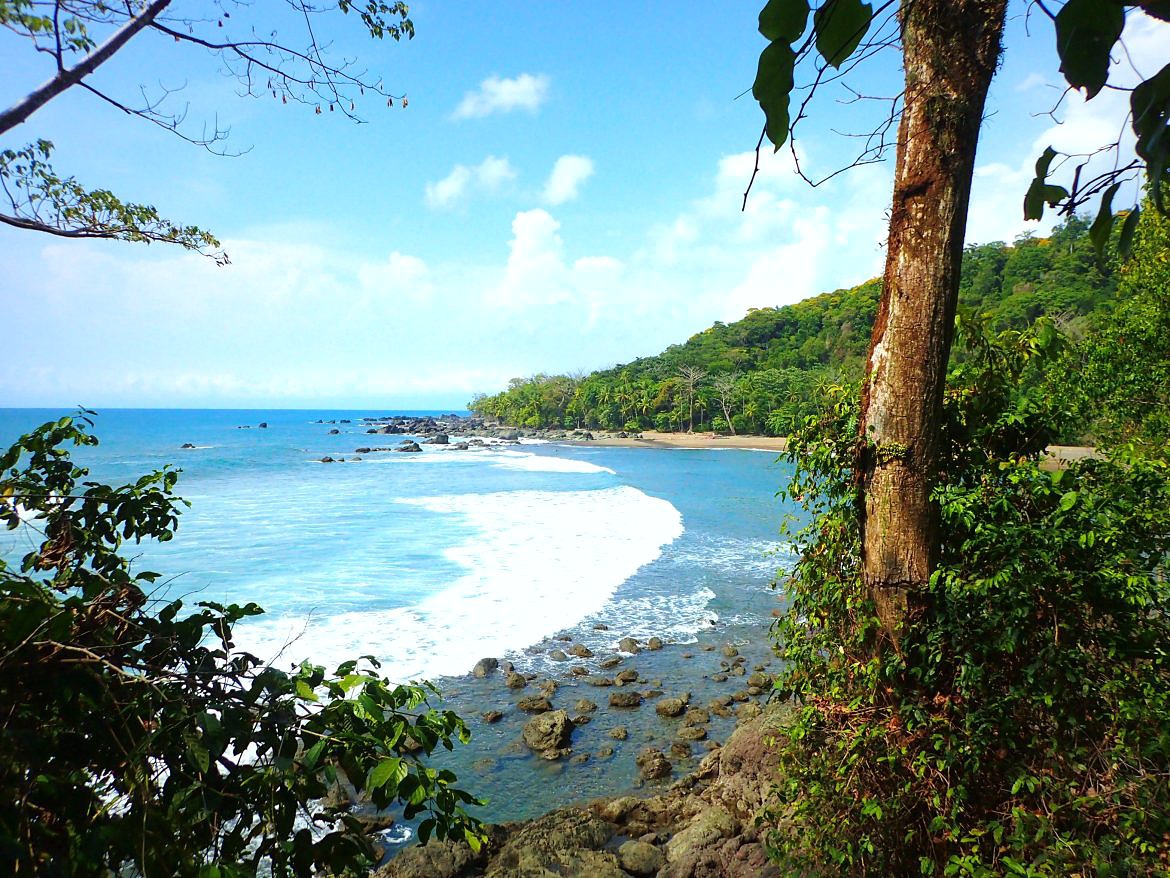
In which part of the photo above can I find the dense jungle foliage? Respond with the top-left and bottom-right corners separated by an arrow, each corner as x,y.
470,217 -> 1124,441
763,200 -> 1170,876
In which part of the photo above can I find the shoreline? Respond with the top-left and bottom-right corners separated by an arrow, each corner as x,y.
569,431 -> 789,452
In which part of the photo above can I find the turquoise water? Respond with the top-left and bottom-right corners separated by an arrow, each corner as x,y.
0,408 -> 798,828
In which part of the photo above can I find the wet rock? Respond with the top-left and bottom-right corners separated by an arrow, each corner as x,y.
711,673 -> 728,683
570,753 -> 591,765
635,747 -> 672,780
670,741 -> 692,759
354,446 -> 372,454
748,671 -> 772,688
730,665 -> 746,677
472,657 -> 499,678
598,656 -> 622,670
522,709 -> 572,758
258,422 -> 268,429
584,676 -> 614,687
180,443 -> 196,449
684,708 -> 711,725
571,714 -> 592,726
656,696 -> 688,718
329,428 -> 340,434
681,652 -> 694,659
549,649 -> 569,662
618,637 -> 641,654
568,644 -> 594,658
517,696 -> 553,713
538,679 -> 559,697
505,672 -> 527,689
568,666 -> 589,677
677,725 -> 708,741
596,744 -> 615,760
593,623 -> 609,631
721,645 -> 740,658
319,456 -> 335,463
608,726 -> 629,740
424,433 -> 449,445
647,637 -> 664,650
746,686 -> 763,697
500,660 -> 515,674
574,699 -> 598,713
737,702 -> 763,722
608,691 -> 643,709
618,840 -> 664,877
394,441 -> 422,453
481,710 -> 504,724
614,669 -> 639,685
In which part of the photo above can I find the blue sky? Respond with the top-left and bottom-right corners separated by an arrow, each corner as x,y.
0,2 -> 1163,409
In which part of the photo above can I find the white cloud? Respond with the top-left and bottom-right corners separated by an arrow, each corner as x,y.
451,73 -> 550,120
541,155 -> 595,205
424,155 -> 517,209
358,252 -> 432,300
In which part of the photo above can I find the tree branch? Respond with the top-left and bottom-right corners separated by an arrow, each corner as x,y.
0,0 -> 174,138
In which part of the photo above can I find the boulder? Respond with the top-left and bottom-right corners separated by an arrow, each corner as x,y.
471,657 -> 499,678
608,691 -> 643,709
684,708 -> 711,725
583,676 -> 614,687
522,710 -> 572,758
329,428 -> 340,434
598,656 -> 622,670
425,434 -> 449,445
635,747 -> 672,780
677,725 -> 708,741
481,710 -> 504,724
721,645 -> 740,658
180,443 -> 196,449
618,840 -> 664,877
615,669 -> 639,684
618,637 -> 641,654
319,456 -> 335,463
655,695 -> 689,718
549,649 -> 569,662
646,636 -> 664,650
607,726 -> 629,740
258,422 -> 268,429
394,441 -> 422,453
574,699 -> 598,713
567,643 -> 593,658
593,623 -> 609,631
517,696 -> 553,713
354,447 -> 372,454
505,672 -> 527,689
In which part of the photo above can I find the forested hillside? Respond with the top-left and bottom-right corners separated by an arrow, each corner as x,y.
470,217 -> 1116,437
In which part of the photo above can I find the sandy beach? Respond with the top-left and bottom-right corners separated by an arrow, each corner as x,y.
576,431 -> 789,451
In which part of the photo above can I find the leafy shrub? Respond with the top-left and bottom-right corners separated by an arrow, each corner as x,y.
765,322 -> 1170,876
0,415 -> 482,877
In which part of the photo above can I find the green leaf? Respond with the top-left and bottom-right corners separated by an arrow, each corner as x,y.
1088,182 -> 1120,259
1136,0 -> 1170,23
1059,490 -> 1078,511
1118,205 -> 1141,260
759,0 -> 810,43
1131,63 -> 1170,211
1054,0 -> 1125,99
813,0 -> 872,69
368,757 -> 404,790
295,678 -> 319,702
1023,146 -> 1067,220
753,41 -> 797,150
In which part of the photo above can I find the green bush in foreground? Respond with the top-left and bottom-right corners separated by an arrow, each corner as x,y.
0,415 -> 482,877
767,321 -> 1170,876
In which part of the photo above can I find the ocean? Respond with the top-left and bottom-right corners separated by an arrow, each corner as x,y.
0,408 -> 798,830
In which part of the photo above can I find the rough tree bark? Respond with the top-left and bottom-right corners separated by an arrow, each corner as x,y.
859,0 -> 1008,647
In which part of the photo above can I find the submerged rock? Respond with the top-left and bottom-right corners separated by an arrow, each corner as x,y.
608,691 -> 643,709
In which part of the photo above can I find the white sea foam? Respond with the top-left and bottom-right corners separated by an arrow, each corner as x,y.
233,485 -> 683,682
669,537 -> 794,579
359,446 -> 615,475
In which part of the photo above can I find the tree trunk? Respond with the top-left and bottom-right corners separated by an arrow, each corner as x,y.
859,0 -> 1007,648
